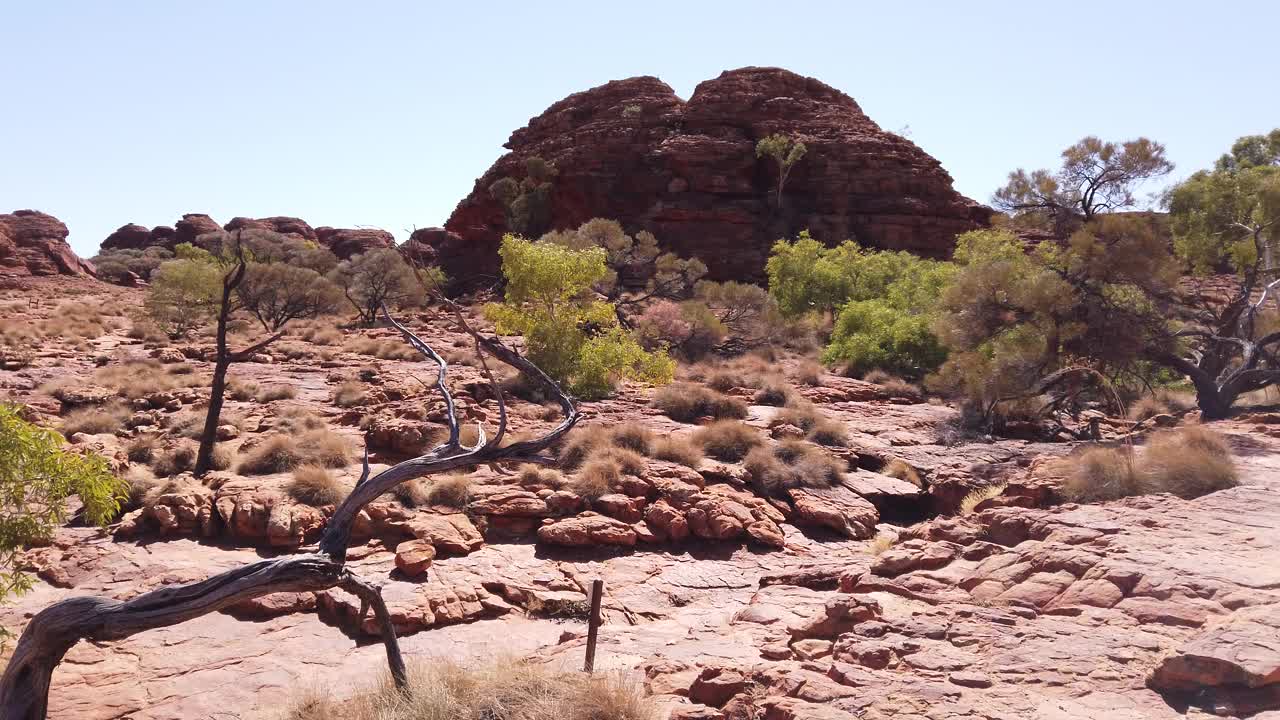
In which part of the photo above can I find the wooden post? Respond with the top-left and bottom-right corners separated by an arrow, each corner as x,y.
583,579 -> 604,673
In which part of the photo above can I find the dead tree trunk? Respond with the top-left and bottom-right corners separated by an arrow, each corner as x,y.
0,304 -> 579,720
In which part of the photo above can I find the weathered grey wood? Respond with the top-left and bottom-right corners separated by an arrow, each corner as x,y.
584,579 -> 604,673
0,304 -> 578,720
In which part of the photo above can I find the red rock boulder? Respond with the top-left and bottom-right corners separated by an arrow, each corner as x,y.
434,67 -> 989,284
314,226 -> 395,259
0,210 -> 95,277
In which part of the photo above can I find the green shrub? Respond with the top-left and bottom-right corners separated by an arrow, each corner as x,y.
823,299 -> 947,377
0,404 -> 126,612
486,235 -> 673,399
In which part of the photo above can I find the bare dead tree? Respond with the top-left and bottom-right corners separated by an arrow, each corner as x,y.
0,305 -> 579,720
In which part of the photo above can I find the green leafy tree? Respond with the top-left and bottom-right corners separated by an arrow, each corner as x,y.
933,186 -> 1280,423
1161,130 -> 1280,415
541,218 -> 706,324
489,156 -> 557,237
91,246 -> 175,284
146,232 -> 343,474
993,136 -> 1173,233
1214,129 -> 1280,171
142,244 -> 222,339
328,248 -> 427,325
823,257 -> 956,377
485,235 -> 673,399
696,280 -> 781,346
766,231 -> 955,376
756,133 -> 808,207
0,404 -> 126,618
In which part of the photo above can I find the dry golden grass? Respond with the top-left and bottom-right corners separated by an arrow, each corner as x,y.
693,420 -> 763,462
745,441 -> 845,495
769,401 -> 820,432
558,426 -> 611,471
882,458 -> 923,488
1060,447 -> 1141,503
868,532 -> 896,555
1142,427 -> 1238,498
91,359 -> 207,399
282,657 -> 653,720
126,435 -> 157,463
959,482 -> 1008,515
59,402 -> 130,436
652,383 -> 748,423
752,378 -> 794,406
517,464 -> 565,489
238,430 -> 351,475
345,337 -> 419,361
425,473 -> 473,507
287,466 -> 346,506
152,443 -> 197,477
332,381 -> 370,408
227,377 -> 260,402
1153,425 -> 1232,459
650,436 -> 703,469
392,479 -> 430,507
795,360 -> 825,386
1128,395 -> 1169,421
1156,389 -> 1197,414
298,321 -> 344,346
571,459 -> 621,500
273,405 -> 328,433
806,418 -> 848,447
257,384 -> 298,402
594,446 -> 646,476
609,425 -> 653,455
1060,427 -> 1238,504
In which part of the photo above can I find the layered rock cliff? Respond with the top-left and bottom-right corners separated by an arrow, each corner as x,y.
434,67 -> 990,283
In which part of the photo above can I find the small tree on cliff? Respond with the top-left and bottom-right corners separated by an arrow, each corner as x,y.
0,404 -> 126,620
146,232 -> 342,475
489,156 -> 557,237
993,136 -> 1173,234
756,133 -> 807,207
485,234 -> 673,399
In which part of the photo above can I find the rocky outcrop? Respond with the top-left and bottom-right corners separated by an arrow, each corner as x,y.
0,210 -> 95,277
174,213 -> 221,246
100,223 -> 156,251
97,214 -> 397,260
225,215 -> 317,240
435,67 -> 990,283
314,226 -> 394,259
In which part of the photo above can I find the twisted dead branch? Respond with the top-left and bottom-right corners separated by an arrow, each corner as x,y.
0,305 -> 579,720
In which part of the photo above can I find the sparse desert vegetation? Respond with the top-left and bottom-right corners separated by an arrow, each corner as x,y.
282,657 -> 652,720
1060,427 -> 1238,503
2,48 -> 1278,720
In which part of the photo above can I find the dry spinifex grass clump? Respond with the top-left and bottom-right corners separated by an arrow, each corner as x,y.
1060,426 -> 1238,503
744,440 -> 845,495
652,383 -> 748,423
287,465 -> 346,506
284,657 -> 653,720
694,420 -> 763,462
237,430 -> 352,475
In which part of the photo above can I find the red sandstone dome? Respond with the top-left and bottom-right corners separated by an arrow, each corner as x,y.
0,210 -> 96,278
433,66 -> 990,284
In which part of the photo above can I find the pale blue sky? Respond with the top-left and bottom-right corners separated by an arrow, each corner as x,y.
3,1 -> 1276,257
